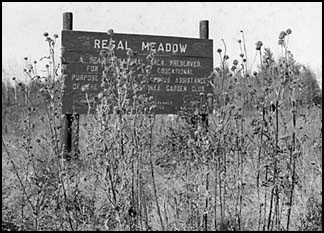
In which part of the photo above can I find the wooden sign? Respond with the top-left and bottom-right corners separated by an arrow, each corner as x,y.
61,30 -> 213,114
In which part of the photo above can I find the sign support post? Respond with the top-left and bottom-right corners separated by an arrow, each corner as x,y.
61,12 -> 79,159
199,20 -> 209,132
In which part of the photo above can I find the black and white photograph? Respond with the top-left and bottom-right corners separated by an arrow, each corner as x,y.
2,2 -> 322,231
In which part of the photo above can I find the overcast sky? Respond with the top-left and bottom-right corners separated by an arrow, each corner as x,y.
2,2 -> 322,85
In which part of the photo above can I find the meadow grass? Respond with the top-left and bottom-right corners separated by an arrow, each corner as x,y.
2,29 -> 322,231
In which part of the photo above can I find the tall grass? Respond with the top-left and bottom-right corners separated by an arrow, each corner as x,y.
2,28 -> 322,231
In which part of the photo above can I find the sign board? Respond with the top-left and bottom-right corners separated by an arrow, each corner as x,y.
61,30 -> 213,114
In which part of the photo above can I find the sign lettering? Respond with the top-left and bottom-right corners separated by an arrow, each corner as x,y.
61,30 -> 213,114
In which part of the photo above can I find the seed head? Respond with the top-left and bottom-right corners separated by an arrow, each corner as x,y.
233,59 -> 239,65
126,49 -> 134,56
279,31 -> 287,40
217,48 -> 222,53
286,29 -> 292,35
100,49 -> 108,57
255,41 -> 263,50
43,32 -> 49,37
53,34 -> 59,38
240,53 -> 244,58
107,29 -> 114,36
278,39 -> 284,46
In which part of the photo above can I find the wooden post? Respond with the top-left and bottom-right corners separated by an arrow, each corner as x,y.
199,20 -> 209,131
200,20 -> 209,40
62,114 -> 72,157
63,12 -> 73,31
61,12 -> 79,159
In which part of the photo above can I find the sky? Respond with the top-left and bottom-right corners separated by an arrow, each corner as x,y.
2,2 -> 322,86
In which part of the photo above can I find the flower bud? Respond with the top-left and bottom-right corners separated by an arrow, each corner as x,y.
279,31 -> 286,40
278,39 -> 284,46
107,29 -> 114,36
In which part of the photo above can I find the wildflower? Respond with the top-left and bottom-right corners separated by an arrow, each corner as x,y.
278,39 -> 284,46
187,138 -> 195,147
107,29 -> 114,36
43,32 -> 49,37
279,31 -> 286,40
223,55 -> 229,60
100,49 -> 108,57
149,105 -> 157,112
286,29 -> 292,35
255,41 -> 263,50
53,34 -> 59,38
217,48 -> 222,53
98,92 -> 104,100
238,39 -> 242,43
100,82 -> 109,88
240,53 -> 244,58
233,59 -> 239,65
107,41 -> 115,51
126,49 -> 134,56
